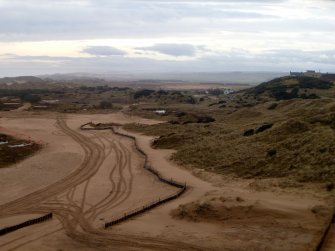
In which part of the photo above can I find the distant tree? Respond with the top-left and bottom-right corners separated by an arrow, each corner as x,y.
185,96 -> 196,104
133,89 -> 155,99
20,94 -> 41,103
208,88 -> 222,96
99,101 -> 112,109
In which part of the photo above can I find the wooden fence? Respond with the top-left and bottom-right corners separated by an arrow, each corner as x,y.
80,123 -> 187,228
0,213 -> 53,236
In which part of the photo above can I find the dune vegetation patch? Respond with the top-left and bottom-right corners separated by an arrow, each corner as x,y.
124,97 -> 335,184
0,134 -> 41,168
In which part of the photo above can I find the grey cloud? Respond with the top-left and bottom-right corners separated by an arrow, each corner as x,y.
82,46 -> 126,56
1,49 -> 334,77
261,49 -> 335,65
137,44 -> 197,56
128,0 -> 287,2
4,55 -> 74,61
0,1 -> 283,41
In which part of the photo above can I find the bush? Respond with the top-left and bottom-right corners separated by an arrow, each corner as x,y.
271,87 -> 299,100
243,129 -> 254,136
326,183 -> 334,191
255,123 -> 273,133
175,112 -> 187,117
283,120 -> 309,133
185,96 -> 196,104
297,77 -> 333,89
99,101 -> 112,109
20,94 -> 41,103
267,149 -> 277,157
133,89 -> 155,99
196,115 -> 215,123
208,88 -> 223,96
267,103 -> 278,110
300,93 -> 320,99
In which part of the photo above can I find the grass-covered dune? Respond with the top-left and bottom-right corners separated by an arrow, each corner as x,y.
0,134 -> 41,168
245,76 -> 334,100
124,82 -> 335,185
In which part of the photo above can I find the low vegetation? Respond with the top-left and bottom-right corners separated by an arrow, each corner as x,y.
246,76 -> 334,100
1,75 -> 334,185
133,89 -> 197,104
0,134 -> 41,168
125,77 -> 335,185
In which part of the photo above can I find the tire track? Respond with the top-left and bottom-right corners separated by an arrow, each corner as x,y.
85,137 -> 134,221
0,117 -> 105,215
1,117 -> 209,251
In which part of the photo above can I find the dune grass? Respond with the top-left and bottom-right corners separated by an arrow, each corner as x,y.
0,134 -> 41,168
124,98 -> 335,184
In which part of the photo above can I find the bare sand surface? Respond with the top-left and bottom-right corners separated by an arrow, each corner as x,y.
0,110 -> 333,251
322,224 -> 335,251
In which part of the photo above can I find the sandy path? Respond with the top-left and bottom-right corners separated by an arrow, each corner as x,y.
0,110 -> 333,250
0,113 -> 205,250
12,103 -> 31,112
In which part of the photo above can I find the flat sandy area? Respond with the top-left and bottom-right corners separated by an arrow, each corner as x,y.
0,110 -> 333,251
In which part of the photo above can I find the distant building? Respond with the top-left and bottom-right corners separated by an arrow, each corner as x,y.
304,70 -> 321,78
290,70 -> 321,78
154,110 -> 166,115
290,71 -> 304,77
41,99 -> 59,104
223,89 -> 235,95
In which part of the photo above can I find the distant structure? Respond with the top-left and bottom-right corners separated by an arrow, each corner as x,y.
290,71 -> 304,77
290,70 -> 321,78
154,110 -> 166,115
320,73 -> 335,82
304,70 -> 322,78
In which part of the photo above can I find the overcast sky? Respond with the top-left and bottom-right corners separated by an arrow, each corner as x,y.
0,0 -> 334,76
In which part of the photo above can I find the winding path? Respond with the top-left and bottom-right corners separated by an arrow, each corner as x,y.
0,116 -> 206,251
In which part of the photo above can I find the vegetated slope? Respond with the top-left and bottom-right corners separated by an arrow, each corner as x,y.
0,134 -> 41,168
245,76 -> 334,100
124,77 -> 335,185
0,76 -> 45,85
133,89 -> 197,104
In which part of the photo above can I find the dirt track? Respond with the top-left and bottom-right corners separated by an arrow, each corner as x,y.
0,112 -> 333,251
0,116 -> 205,251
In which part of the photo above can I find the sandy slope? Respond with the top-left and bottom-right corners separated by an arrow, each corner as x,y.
0,110 -> 333,251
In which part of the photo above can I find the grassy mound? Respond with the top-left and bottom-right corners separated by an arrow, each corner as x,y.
0,134 -> 41,168
124,98 -> 335,183
246,76 -> 334,100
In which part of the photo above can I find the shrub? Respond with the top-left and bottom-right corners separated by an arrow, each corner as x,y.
20,94 -> 41,103
271,87 -> 299,100
243,129 -> 254,136
133,89 -> 155,99
297,77 -> 333,89
196,116 -> 215,123
99,101 -> 112,109
300,93 -> 320,99
326,183 -> 334,191
267,103 -> 278,110
175,112 -> 187,117
185,96 -> 196,104
267,149 -> 277,157
208,88 -> 223,96
283,120 -> 309,133
168,120 -> 180,124
255,123 -> 273,133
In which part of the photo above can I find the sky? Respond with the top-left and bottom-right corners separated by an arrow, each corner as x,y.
0,0 -> 334,76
